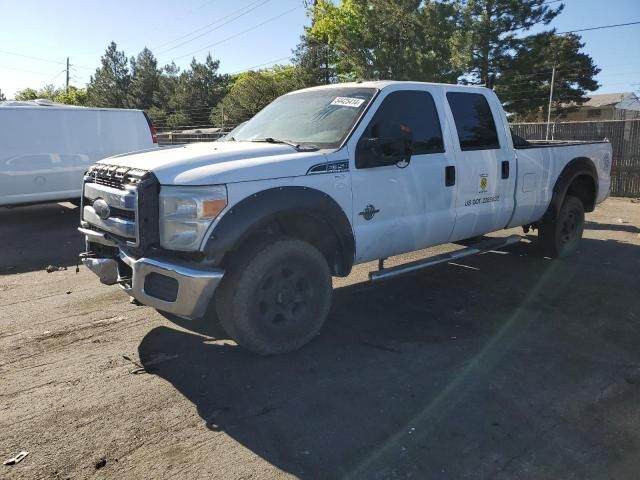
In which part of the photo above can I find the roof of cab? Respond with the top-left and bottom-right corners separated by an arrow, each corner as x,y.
288,80 -> 492,94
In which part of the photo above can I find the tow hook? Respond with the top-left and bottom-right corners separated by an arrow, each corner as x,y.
79,252 -> 119,285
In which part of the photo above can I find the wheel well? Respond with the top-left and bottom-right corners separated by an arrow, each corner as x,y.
224,211 -> 353,277
203,187 -> 355,275
566,174 -> 596,212
541,157 -> 598,223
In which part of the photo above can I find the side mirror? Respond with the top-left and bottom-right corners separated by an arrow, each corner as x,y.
356,122 -> 413,168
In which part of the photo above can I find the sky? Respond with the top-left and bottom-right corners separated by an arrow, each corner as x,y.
0,0 -> 638,99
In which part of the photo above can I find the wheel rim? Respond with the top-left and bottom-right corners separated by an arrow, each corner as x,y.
257,265 -> 312,326
560,209 -> 579,245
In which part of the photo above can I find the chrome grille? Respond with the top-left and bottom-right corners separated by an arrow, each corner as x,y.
84,197 -> 135,220
86,164 -> 149,190
94,176 -> 124,189
81,164 -> 151,247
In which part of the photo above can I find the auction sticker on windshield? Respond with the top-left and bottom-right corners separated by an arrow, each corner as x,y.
331,97 -> 365,108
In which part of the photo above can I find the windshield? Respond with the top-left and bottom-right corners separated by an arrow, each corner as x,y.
217,121 -> 246,142
233,87 -> 377,149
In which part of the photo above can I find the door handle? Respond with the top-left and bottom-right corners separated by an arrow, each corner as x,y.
445,166 -> 455,186
501,160 -> 510,179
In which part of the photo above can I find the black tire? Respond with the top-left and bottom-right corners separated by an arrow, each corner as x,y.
538,195 -> 585,258
214,237 -> 332,355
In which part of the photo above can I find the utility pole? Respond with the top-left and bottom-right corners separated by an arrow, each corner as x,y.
65,57 -> 70,93
545,64 -> 556,140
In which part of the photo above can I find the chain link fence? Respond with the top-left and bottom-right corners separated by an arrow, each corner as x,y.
157,127 -> 234,145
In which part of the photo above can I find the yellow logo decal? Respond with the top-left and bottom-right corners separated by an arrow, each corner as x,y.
480,175 -> 488,192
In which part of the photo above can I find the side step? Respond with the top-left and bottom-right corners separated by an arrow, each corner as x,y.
369,235 -> 522,282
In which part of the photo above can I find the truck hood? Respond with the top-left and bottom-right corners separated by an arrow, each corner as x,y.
99,141 -> 327,185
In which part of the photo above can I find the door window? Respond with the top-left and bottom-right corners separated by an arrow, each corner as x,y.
356,90 -> 444,169
446,92 -> 500,151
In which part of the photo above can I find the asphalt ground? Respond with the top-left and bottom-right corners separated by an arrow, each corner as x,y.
1,198 -> 639,479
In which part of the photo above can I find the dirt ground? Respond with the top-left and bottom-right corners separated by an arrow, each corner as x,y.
1,198 -> 640,480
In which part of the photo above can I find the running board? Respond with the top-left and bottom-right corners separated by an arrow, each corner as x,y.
369,235 -> 522,282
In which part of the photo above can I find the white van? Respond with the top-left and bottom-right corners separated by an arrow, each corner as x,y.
0,100 -> 158,206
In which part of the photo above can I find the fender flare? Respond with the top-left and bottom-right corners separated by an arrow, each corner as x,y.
542,157 -> 598,223
203,186 -> 355,275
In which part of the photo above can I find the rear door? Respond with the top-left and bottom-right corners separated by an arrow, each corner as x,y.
348,87 -> 457,263
444,90 -> 516,241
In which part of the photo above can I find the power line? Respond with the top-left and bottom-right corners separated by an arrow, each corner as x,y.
47,68 -> 68,85
229,55 -> 293,74
501,61 -> 640,78
0,63 -> 57,75
152,0 -> 262,50
2,16 -> 637,78
0,48 -> 94,71
192,0 -> 218,11
502,72 -> 627,87
459,61 -> 638,86
0,49 -> 66,65
495,78 -> 640,97
166,4 -> 303,62
503,66 -> 640,83
153,0 -> 272,54
558,20 -> 640,34
156,0 -> 272,56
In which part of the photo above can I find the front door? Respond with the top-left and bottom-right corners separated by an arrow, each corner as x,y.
348,88 -> 457,263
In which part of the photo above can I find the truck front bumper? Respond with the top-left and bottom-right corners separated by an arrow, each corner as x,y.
82,251 -> 223,320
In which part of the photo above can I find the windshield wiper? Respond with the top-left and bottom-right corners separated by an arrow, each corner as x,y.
251,137 -> 319,152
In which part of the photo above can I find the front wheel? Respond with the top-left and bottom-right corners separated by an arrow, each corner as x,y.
214,238 -> 333,355
538,195 -> 585,258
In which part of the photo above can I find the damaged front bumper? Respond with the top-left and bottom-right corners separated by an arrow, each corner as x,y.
81,248 -> 223,319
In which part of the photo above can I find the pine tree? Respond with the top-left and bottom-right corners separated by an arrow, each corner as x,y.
154,62 -> 180,109
128,47 -> 160,110
293,33 -> 336,86
87,42 -> 131,108
460,0 -> 564,85
293,1 -> 336,86
170,54 -> 228,127
497,33 -> 600,119
147,62 -> 180,128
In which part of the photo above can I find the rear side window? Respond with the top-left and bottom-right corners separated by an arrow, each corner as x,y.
363,90 -> 444,156
446,92 -> 500,151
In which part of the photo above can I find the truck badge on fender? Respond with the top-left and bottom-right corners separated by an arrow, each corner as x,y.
359,204 -> 380,221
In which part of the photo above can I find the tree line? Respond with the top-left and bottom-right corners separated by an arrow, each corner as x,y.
8,0 -> 599,128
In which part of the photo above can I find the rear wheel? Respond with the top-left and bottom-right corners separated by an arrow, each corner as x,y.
215,237 -> 332,355
538,195 -> 585,258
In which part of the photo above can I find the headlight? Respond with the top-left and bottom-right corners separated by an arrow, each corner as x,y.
159,185 -> 227,251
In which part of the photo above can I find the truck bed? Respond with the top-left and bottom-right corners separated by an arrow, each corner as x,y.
508,138 -> 612,228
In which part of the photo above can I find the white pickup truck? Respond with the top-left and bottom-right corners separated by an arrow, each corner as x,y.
79,81 -> 611,354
